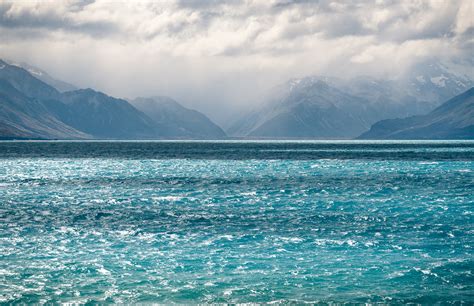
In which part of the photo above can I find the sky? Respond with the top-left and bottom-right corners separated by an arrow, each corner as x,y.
0,0 -> 472,123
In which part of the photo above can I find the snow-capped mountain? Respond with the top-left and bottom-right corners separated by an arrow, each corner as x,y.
228,60 -> 473,139
403,60 -> 473,106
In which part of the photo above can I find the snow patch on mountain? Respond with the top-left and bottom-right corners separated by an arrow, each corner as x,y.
416,75 -> 426,84
26,68 -> 43,76
430,75 -> 448,87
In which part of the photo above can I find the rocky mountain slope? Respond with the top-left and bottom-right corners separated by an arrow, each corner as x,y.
0,59 -> 226,139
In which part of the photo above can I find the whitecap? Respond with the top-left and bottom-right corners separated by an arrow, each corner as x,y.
346,239 -> 357,246
219,234 -> 234,241
414,267 -> 439,278
116,229 -> 136,237
152,196 -> 183,202
0,269 -> 15,276
281,237 -> 303,243
137,233 -> 156,241
97,267 -> 111,275
240,191 -> 257,196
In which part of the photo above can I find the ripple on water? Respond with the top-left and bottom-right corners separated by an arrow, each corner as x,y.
0,145 -> 473,303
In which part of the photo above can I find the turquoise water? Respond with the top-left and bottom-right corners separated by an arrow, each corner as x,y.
0,141 -> 473,303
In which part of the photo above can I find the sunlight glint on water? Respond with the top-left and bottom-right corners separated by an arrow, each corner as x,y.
0,141 -> 473,303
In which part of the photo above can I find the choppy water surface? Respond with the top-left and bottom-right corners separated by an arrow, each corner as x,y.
0,141 -> 473,303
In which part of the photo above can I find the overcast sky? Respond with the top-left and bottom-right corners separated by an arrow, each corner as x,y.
0,0 -> 472,122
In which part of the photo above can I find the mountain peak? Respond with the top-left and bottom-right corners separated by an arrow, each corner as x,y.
2,59 -> 78,92
287,76 -> 332,92
77,88 -> 99,95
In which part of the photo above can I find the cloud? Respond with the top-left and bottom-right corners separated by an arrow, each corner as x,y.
0,1 -> 118,37
1,0 -> 469,56
0,0 -> 472,123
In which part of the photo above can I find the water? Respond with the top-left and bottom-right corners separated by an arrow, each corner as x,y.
0,141 -> 473,303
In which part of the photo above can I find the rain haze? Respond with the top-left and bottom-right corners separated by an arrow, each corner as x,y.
0,0 -> 472,124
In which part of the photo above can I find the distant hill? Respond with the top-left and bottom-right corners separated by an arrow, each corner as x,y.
358,88 -> 474,139
0,59 -> 226,139
131,97 -> 226,139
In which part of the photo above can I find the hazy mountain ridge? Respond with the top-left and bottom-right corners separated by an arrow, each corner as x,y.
50,89 -> 160,139
4,60 -> 78,93
0,60 -> 226,139
1,58 -> 472,140
228,61 -> 473,139
403,61 -> 473,105
359,87 -> 474,139
131,97 -> 226,139
230,80 -> 378,138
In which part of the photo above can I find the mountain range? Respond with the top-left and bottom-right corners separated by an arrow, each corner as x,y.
359,87 -> 474,139
0,58 -> 472,140
0,59 -> 225,140
228,61 -> 473,139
